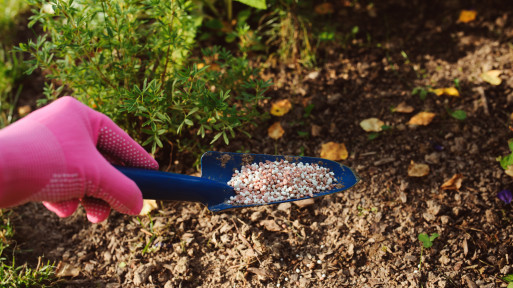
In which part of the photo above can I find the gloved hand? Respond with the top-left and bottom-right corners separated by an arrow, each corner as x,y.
0,96 -> 158,223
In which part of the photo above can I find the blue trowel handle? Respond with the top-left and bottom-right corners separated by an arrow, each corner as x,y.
115,166 -> 234,205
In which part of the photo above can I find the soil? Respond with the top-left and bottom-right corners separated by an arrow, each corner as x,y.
7,0 -> 513,287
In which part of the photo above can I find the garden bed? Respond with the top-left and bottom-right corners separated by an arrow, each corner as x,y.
7,0 -> 513,287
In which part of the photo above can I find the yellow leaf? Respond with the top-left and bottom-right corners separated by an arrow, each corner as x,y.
268,122 -> 285,140
407,112 -> 435,126
505,165 -> 513,177
17,105 -> 31,116
320,142 -> 348,161
270,99 -> 292,116
431,87 -> 460,97
139,200 -> 158,215
440,174 -> 463,190
360,118 -> 385,132
481,70 -> 502,86
408,161 -> 430,177
444,87 -> 460,97
458,10 -> 477,23
393,102 -> 414,113
315,3 -> 334,15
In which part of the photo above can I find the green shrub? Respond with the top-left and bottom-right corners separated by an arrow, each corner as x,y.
0,0 -> 28,128
20,0 -> 271,155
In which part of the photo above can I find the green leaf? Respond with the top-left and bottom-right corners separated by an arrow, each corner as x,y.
500,154 -> 513,170
449,109 -> 467,120
234,0 -> 267,9
297,131 -> 309,137
368,132 -> 380,140
223,131 -> 229,145
503,274 -> 513,283
507,282 -> 513,288
418,233 -> 432,248
429,233 -> 439,242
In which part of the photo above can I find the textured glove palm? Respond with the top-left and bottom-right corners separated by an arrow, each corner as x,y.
0,96 -> 158,223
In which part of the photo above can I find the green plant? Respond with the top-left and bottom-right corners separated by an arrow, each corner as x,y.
21,0 -> 271,155
417,232 -> 439,272
412,86 -> 430,101
501,274 -> 513,288
260,0 -> 315,68
0,210 -> 56,287
0,48 -> 24,129
0,0 -> 28,129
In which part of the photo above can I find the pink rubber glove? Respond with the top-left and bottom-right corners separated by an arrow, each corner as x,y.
0,96 -> 158,223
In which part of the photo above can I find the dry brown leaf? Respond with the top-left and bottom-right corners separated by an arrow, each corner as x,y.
260,219 -> 282,232
432,87 -> 460,97
320,142 -> 348,161
270,99 -> 292,116
408,161 -> 430,177
360,118 -> 385,132
139,200 -> 158,215
458,10 -> 477,23
481,70 -> 502,86
55,261 -> 80,278
407,112 -> 435,126
440,174 -> 463,190
268,122 -> 285,140
17,105 -> 31,116
393,102 -> 414,113
311,124 -> 322,137
314,3 -> 334,15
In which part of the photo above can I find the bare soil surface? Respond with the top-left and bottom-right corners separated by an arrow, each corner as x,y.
8,1 -> 513,287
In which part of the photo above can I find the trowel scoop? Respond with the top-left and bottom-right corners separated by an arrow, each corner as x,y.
116,151 -> 360,212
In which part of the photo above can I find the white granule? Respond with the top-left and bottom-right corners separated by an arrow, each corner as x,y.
227,160 -> 338,205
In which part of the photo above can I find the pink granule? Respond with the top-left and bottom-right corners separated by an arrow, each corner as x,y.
226,160 -> 337,205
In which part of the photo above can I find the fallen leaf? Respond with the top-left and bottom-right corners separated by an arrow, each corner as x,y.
55,261 -> 80,277
505,165 -> 513,177
260,219 -> 282,232
320,142 -> 348,161
408,161 -> 430,177
17,105 -> 31,116
360,118 -> 385,132
432,87 -> 460,97
139,200 -> 158,215
481,70 -> 502,86
268,122 -> 285,140
407,112 -> 435,126
311,124 -> 322,137
440,174 -> 463,190
314,3 -> 334,15
393,102 -> 414,113
270,99 -> 292,116
458,10 -> 477,23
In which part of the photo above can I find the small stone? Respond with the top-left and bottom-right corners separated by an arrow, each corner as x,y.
277,202 -> 292,212
250,211 -> 263,222
423,212 -> 436,222
399,192 -> 407,203
485,209 -> 498,224
426,200 -> 441,216
425,152 -> 440,164
439,254 -> 451,265
293,198 -> 315,208
440,215 -> 450,225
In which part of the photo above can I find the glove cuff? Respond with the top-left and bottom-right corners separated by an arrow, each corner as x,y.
0,119 -> 66,207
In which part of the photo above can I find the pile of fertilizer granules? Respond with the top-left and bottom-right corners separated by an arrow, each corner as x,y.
226,160 -> 337,205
